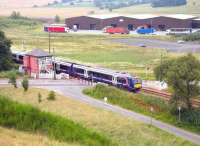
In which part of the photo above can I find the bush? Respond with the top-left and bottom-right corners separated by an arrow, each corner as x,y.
47,91 -> 56,101
8,71 -> 17,88
38,93 -> 42,103
0,96 -> 115,146
21,77 -> 29,92
182,32 -> 200,41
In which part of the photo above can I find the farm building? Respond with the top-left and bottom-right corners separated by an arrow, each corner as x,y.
65,14 -> 200,31
23,49 -> 54,79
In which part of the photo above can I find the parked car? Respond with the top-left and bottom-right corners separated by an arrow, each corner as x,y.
104,27 -> 130,34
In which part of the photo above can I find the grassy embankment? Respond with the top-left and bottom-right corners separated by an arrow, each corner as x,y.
0,126 -> 81,146
0,95 -> 116,146
83,84 -> 200,135
0,87 -> 197,146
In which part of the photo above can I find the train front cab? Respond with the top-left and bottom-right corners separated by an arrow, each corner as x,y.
127,77 -> 142,92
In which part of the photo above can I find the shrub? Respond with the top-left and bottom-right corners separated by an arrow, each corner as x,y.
182,32 -> 200,41
21,77 -> 29,92
0,96 -> 116,146
38,93 -> 42,103
8,71 -> 17,88
47,91 -> 56,101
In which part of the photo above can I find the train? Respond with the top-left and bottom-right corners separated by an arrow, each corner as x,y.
12,51 -> 142,92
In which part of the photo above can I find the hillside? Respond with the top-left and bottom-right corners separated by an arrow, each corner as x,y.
114,0 -> 200,14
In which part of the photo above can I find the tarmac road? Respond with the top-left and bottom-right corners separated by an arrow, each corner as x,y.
1,79 -> 200,145
111,38 -> 200,53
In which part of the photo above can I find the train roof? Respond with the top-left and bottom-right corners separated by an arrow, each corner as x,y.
73,63 -> 134,78
55,58 -> 139,78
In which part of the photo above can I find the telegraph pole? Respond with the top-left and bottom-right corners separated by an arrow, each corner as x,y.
53,47 -> 56,80
48,31 -> 51,53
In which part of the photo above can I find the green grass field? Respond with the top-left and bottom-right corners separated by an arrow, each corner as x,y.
0,17 -> 168,79
1,17 -> 200,80
0,87 -> 198,146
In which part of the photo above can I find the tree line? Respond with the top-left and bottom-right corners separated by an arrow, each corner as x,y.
151,0 -> 187,7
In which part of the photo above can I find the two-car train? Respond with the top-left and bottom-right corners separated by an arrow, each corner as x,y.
12,52 -> 142,92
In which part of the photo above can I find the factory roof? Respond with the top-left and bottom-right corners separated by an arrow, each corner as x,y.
88,14 -> 198,20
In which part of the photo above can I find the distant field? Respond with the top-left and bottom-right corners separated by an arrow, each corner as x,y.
0,0 -> 56,8
0,87 -> 197,146
0,7 -> 97,19
114,0 -> 200,14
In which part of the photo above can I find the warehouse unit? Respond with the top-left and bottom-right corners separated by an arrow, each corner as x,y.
65,16 -> 101,30
65,14 -> 200,31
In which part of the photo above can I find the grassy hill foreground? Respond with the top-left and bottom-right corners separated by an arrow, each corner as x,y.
0,126 -> 80,146
0,87 -> 198,146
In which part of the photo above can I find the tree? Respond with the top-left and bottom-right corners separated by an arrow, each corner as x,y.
0,31 -> 13,71
151,0 -> 187,7
21,76 -> 29,92
10,11 -> 21,19
8,71 -> 17,88
154,54 -> 200,110
54,15 -> 60,23
47,91 -> 56,100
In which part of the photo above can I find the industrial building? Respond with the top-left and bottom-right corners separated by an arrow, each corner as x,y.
65,14 -> 200,31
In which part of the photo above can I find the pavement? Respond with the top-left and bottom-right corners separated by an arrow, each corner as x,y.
111,38 -> 200,53
1,79 -> 200,145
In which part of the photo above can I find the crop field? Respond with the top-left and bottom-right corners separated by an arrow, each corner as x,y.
114,0 -> 200,14
0,86 -> 198,146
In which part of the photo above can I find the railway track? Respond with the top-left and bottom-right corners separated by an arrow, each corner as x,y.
142,87 -> 200,108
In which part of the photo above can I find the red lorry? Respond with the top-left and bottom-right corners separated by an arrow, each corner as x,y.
104,26 -> 129,34
44,24 -> 69,33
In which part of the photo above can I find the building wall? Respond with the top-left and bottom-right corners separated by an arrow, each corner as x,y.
149,16 -> 193,30
65,16 -> 198,30
192,20 -> 200,28
101,16 -> 145,30
65,16 -> 101,30
23,56 -> 39,77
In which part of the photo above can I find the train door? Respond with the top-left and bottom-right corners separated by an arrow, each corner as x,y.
84,70 -> 89,79
112,76 -> 117,85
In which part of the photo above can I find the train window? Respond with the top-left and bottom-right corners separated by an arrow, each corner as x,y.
19,55 -> 24,60
74,68 -> 84,74
60,64 -> 70,70
88,71 -> 112,81
117,77 -> 127,84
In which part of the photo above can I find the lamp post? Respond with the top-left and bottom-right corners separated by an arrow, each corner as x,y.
178,106 -> 181,122
150,106 -> 154,126
53,47 -> 56,80
48,31 -> 51,53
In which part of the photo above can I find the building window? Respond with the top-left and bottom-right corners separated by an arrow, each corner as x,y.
128,24 -> 134,30
111,24 -> 117,27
